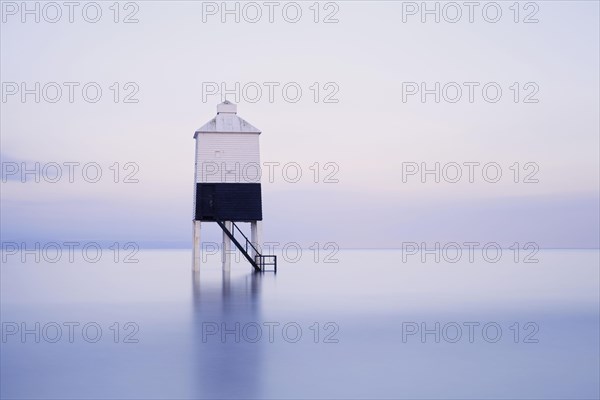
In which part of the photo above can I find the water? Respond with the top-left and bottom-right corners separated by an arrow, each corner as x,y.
1,250 -> 598,399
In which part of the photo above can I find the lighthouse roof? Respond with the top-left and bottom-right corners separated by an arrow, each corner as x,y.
194,101 -> 261,137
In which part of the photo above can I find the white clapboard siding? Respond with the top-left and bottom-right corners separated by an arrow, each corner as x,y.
194,101 -> 262,185
196,133 -> 261,183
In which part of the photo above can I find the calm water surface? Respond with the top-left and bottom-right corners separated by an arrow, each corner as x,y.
1,250 -> 598,399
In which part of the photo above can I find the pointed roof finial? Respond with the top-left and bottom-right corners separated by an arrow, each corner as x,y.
217,100 -> 237,114
194,102 -> 260,137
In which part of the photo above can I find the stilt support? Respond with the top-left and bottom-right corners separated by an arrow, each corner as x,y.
192,220 -> 201,272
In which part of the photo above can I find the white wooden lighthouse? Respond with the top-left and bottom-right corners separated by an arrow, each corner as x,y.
192,101 -> 276,272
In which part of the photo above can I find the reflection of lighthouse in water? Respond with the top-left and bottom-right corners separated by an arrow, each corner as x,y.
191,269 -> 263,398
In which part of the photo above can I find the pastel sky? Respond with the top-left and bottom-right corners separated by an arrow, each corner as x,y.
1,1 -> 598,248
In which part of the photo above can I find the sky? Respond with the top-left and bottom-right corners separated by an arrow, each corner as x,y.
1,1 -> 599,248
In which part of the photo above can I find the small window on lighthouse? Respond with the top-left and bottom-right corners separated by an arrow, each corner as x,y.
215,151 -> 222,158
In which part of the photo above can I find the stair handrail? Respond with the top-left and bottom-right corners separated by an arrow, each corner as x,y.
213,217 -> 276,272
230,221 -> 262,256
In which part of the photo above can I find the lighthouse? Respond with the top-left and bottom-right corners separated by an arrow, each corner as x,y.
192,101 -> 276,273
